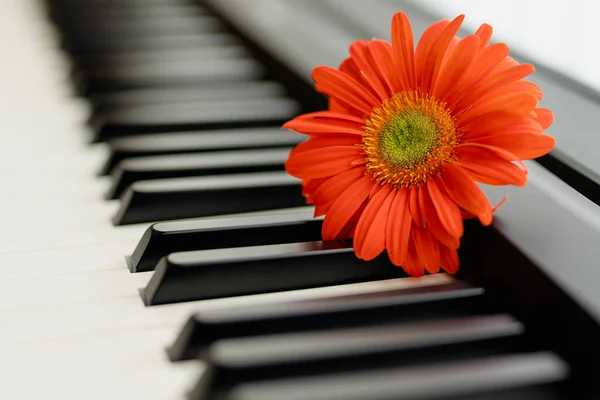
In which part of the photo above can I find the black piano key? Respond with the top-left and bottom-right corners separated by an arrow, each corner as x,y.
102,128 -> 302,175
50,3 -> 206,24
90,81 -> 284,115
75,45 -> 250,74
60,14 -> 224,50
91,97 -> 298,142
211,352 -> 568,400
64,33 -> 239,55
167,280 -> 485,361
143,241 -> 408,306
79,57 -> 266,96
113,171 -> 304,225
107,148 -> 291,200
191,314 -> 526,400
128,207 -> 321,273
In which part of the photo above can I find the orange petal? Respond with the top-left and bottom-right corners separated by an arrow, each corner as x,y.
285,146 -> 364,179
391,12 -> 416,90
292,110 -> 366,125
455,64 -> 535,111
411,225 -> 441,274
456,144 -> 528,186
458,92 -> 538,126
322,175 -> 373,239
440,245 -> 460,274
440,164 -> 492,218
427,178 -> 464,238
415,19 -> 451,88
422,15 -> 465,93
535,108 -> 554,130
313,66 -> 380,117
349,41 -> 391,101
435,34 -> 480,101
311,167 -> 366,211
474,23 -> 493,49
448,43 -> 510,107
290,136 -> 362,156
369,39 -> 403,94
385,189 -> 412,266
354,185 -> 394,261
475,132 -> 555,159
284,118 -> 365,137
418,184 -> 461,249
339,57 -> 362,80
409,186 -> 424,227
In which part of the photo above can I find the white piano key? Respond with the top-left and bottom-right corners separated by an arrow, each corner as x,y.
0,274 -> 457,346
0,269 -> 153,311
0,241 -> 138,280
0,327 -> 203,400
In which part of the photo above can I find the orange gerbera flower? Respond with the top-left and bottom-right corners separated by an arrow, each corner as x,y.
283,12 -> 555,276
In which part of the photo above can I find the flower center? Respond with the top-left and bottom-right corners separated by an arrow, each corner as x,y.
362,91 -> 458,188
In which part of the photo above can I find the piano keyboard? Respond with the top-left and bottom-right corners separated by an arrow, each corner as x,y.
2,0 -> 600,399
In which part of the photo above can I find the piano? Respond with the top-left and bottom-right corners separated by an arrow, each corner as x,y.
1,0 -> 600,398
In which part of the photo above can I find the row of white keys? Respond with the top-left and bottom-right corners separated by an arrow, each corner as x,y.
0,0 -> 202,398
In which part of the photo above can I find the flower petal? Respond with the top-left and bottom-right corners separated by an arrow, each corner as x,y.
411,225 -> 441,274
313,66 -> 380,117
447,43 -> 510,108
391,12 -> 416,90
354,185 -> 394,261
322,175 -> 373,239
535,108 -> 554,130
427,178 -> 464,238
474,23 -> 493,49
455,64 -> 535,111
435,34 -> 480,100
311,166 -> 366,212
440,245 -> 460,274
289,136 -> 361,156
286,146 -> 364,179
415,19 -> 451,88
422,14 -> 465,93
410,187 -> 424,227
385,189 -> 412,267
440,164 -> 492,220
456,143 -> 528,186
475,132 -> 555,159
457,92 -> 538,126
369,39 -> 403,94
419,187 -> 461,249
349,41 -> 391,100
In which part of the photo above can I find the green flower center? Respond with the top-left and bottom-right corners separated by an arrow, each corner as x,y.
378,109 -> 439,168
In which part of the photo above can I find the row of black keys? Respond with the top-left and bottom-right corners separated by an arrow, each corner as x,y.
48,0 -> 305,225
46,0 -> 573,398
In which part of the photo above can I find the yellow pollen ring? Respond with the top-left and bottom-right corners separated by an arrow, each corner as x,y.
361,91 -> 458,188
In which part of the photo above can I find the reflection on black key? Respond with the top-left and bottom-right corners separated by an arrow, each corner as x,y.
128,207 -> 320,272
214,352 -> 568,400
81,58 -> 266,95
76,45 -> 249,73
91,80 -> 284,112
107,147 -> 291,199
51,3 -> 205,23
191,315 -> 524,400
61,15 -> 224,49
92,97 -> 298,142
113,171 -> 304,225
168,280 -> 485,361
65,33 -> 238,54
103,128 -> 302,174
143,241 -> 407,306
